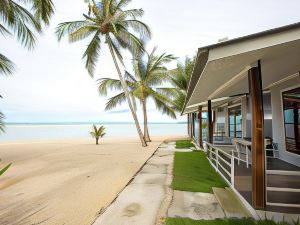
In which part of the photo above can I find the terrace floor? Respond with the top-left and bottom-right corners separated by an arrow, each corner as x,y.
216,145 -> 300,214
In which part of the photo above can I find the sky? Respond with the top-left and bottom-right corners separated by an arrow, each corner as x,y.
0,0 -> 300,123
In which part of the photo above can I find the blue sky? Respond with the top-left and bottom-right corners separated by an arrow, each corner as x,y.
1,0 -> 300,123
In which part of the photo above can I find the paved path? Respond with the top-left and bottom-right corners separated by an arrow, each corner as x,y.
93,142 -> 186,225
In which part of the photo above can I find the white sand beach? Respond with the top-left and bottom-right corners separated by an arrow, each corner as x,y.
0,136 -> 177,225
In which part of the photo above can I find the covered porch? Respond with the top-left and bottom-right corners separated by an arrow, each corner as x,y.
184,23 -> 300,215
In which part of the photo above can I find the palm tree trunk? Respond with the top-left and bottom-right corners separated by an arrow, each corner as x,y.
142,99 -> 151,142
107,42 -> 147,147
96,138 -> 99,145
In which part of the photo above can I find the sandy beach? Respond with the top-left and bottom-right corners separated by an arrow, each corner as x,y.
0,136 -> 175,225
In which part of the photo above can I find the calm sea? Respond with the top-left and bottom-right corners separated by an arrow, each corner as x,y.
0,123 -> 187,142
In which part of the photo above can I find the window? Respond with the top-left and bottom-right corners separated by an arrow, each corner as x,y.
283,87 -> 300,155
229,106 -> 242,138
216,123 -> 225,137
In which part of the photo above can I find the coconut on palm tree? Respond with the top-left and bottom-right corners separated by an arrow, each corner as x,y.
90,125 -> 106,145
56,0 -> 151,147
98,47 -> 176,142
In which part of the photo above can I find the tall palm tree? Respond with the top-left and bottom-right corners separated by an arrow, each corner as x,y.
0,0 -> 55,132
158,57 -> 195,112
56,0 -> 151,147
98,47 -> 176,142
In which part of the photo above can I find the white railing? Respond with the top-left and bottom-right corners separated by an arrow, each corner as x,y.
206,142 -> 235,186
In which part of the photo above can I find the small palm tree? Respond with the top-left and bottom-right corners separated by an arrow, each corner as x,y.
56,0 -> 151,147
90,125 -> 106,145
158,57 -> 195,112
98,47 -> 176,142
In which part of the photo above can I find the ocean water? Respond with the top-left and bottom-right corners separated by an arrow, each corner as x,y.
0,123 -> 187,142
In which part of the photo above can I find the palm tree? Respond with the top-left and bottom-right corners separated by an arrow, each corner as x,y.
0,0 -> 55,74
158,57 -> 195,112
98,47 -> 176,142
0,0 -> 55,132
90,124 -> 106,145
56,0 -> 151,147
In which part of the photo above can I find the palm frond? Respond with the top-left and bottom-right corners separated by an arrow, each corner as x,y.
24,0 -> 55,25
69,25 -> 98,43
0,53 -> 15,75
0,23 -> 11,35
115,26 -> 145,54
6,1 -> 42,49
105,92 -> 127,111
122,9 -> 144,19
0,163 -> 11,176
121,19 -> 151,40
147,87 -> 177,119
56,20 -> 90,41
83,31 -> 101,77
97,78 -> 123,95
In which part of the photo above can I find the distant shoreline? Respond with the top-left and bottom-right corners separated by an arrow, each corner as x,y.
5,122 -> 187,125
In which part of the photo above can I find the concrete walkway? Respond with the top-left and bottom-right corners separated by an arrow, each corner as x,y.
93,142 -> 182,225
93,141 -> 250,225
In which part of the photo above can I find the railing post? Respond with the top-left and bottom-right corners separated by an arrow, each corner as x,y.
231,150 -> 235,186
216,148 -> 219,171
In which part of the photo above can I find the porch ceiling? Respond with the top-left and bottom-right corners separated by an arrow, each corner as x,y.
183,23 -> 300,114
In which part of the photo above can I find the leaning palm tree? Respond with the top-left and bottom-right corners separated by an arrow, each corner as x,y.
158,57 -> 195,112
98,47 -> 176,142
56,0 -> 151,147
90,125 -> 106,145
0,0 -> 55,75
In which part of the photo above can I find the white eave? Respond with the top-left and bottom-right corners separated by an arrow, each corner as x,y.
183,22 -> 300,114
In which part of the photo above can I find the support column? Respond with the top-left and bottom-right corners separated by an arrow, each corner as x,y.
191,113 -> 194,138
199,106 -> 203,147
187,114 -> 190,137
248,62 -> 266,210
208,100 -> 213,144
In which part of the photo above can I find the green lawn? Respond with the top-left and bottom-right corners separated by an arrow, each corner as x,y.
172,151 -> 228,193
165,218 -> 297,225
175,140 -> 195,149
165,218 -> 255,225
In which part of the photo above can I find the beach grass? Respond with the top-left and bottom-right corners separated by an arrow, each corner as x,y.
175,140 -> 195,149
172,151 -> 228,193
165,218 -> 296,225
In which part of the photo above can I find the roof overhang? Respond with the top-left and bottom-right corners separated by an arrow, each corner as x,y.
183,22 -> 300,114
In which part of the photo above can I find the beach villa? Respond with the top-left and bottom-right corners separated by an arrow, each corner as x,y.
183,22 -> 300,216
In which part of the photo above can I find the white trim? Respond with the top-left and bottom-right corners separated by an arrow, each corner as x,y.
267,187 -> 300,193
266,73 -> 299,89
267,202 -> 300,208
227,103 -> 242,109
266,170 -> 300,176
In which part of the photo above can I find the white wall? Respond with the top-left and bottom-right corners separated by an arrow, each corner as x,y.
270,77 -> 300,167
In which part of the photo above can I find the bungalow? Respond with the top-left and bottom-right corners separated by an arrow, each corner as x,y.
183,22 -> 300,218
